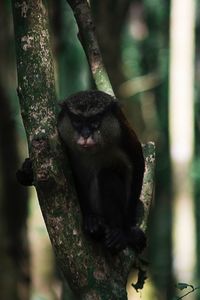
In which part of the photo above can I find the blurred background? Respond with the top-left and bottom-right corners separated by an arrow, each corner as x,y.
0,0 -> 200,299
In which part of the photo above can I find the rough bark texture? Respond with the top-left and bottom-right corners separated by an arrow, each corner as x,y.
140,142 -> 155,231
12,0 -> 155,299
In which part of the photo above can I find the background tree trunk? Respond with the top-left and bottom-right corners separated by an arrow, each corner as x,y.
0,85 -> 30,300
169,1 -> 196,298
0,0 -> 30,298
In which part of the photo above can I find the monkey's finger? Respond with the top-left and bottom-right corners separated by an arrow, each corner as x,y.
106,229 -> 128,251
114,236 -> 128,251
85,215 -> 104,236
129,227 -> 147,253
97,216 -> 105,228
105,230 -> 121,248
83,216 -> 91,232
87,215 -> 96,233
88,215 -> 94,232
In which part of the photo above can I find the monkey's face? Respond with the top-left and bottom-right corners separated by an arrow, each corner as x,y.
58,111 -> 121,153
70,115 -> 101,150
71,112 -> 121,152
58,90 -> 121,153
58,112 -> 101,152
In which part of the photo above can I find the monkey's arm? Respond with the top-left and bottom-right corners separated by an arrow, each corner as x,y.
123,138 -> 146,253
113,107 -> 146,252
116,107 -> 145,225
97,166 -> 146,253
82,192 -> 106,240
16,158 -> 34,186
71,171 -> 106,240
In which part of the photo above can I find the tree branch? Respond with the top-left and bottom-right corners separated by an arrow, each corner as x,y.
67,0 -> 114,96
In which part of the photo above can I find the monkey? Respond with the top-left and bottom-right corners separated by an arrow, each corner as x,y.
16,90 -> 146,253
57,90 -> 146,253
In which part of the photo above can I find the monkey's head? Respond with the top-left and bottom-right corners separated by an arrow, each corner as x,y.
58,90 -> 121,153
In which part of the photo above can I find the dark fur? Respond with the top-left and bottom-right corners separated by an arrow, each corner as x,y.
58,90 -> 146,253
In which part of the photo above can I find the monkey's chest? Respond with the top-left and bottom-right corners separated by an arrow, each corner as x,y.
74,149 -> 132,185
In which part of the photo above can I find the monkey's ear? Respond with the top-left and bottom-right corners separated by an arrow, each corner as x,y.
58,100 -> 70,113
108,100 -> 121,116
58,100 -> 66,108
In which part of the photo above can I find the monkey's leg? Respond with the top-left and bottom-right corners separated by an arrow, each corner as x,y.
16,158 -> 33,186
83,214 -> 105,241
80,176 -> 106,240
98,169 -> 129,252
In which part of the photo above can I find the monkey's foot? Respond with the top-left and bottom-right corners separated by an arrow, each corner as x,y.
83,214 -> 105,240
128,227 -> 146,253
105,228 -> 127,253
16,158 -> 33,186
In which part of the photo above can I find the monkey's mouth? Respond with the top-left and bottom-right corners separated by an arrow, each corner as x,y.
77,136 -> 96,148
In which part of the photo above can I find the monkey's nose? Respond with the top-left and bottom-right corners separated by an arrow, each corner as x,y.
81,127 -> 91,139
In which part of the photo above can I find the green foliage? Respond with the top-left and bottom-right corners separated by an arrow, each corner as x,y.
56,0 -> 90,99
121,25 -> 142,79
143,0 -> 169,27
192,158 -> 200,180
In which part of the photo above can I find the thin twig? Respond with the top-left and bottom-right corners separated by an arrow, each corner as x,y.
67,0 -> 114,95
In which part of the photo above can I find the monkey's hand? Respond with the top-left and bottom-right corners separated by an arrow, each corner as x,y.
105,227 -> 146,254
128,227 -> 146,254
83,214 -> 105,240
105,228 -> 128,253
16,158 -> 34,186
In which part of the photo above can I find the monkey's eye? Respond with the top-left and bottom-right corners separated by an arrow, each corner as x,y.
91,121 -> 100,130
71,120 -> 82,130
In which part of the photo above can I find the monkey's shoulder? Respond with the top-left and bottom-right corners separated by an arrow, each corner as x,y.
105,147 -> 132,168
72,146 -> 129,168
